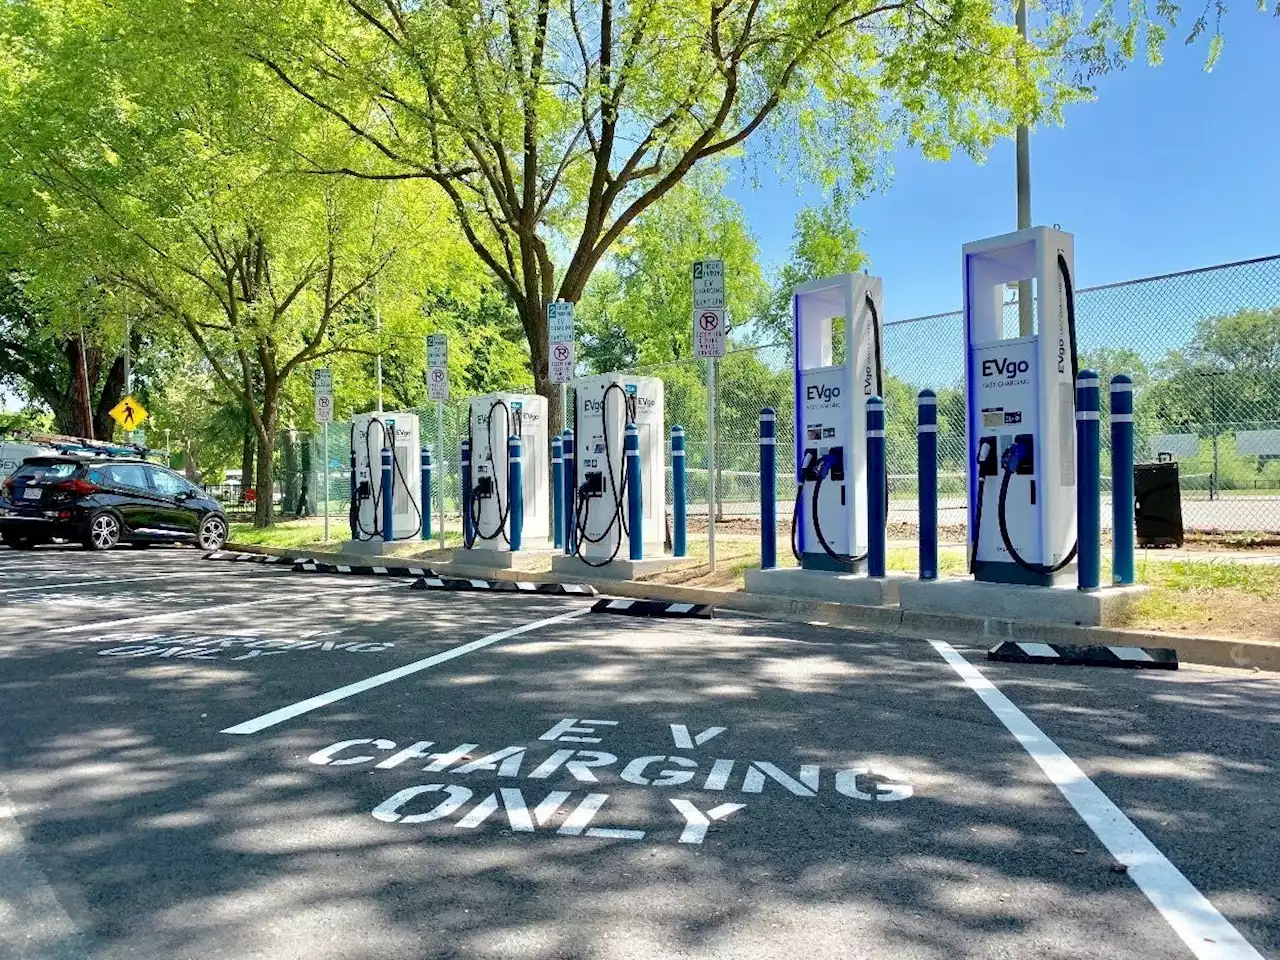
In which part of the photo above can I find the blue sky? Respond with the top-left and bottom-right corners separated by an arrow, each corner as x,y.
725,17 -> 1280,322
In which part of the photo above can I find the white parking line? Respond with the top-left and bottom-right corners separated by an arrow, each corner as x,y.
222,607 -> 592,735
929,639 -> 1265,960
47,596 -> 286,634
0,573 -> 195,595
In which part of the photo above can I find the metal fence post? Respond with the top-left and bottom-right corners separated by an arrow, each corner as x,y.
671,426 -> 687,558
421,447 -> 432,541
508,435 -> 523,552
562,428 -> 576,555
626,423 -> 643,561
380,446 -> 393,543
866,396 -> 887,577
1076,370 -> 1101,590
759,409 -> 777,569
461,438 -> 473,549
1110,374 -> 1136,585
917,390 -> 938,580
551,434 -> 564,550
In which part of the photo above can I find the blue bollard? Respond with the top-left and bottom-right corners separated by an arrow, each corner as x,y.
420,447 -> 432,541
562,428 -> 576,555
1111,374 -> 1136,585
381,446 -> 394,542
917,390 -> 938,581
672,425 -> 687,558
626,423 -> 643,561
866,396 -> 887,577
508,435 -> 523,552
1076,370 -> 1102,590
461,439 -> 473,549
551,435 -> 564,550
759,410 -> 777,569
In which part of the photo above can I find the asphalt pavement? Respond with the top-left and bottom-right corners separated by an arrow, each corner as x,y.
0,545 -> 1275,960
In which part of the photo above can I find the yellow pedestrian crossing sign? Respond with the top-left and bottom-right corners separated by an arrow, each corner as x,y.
108,396 -> 149,429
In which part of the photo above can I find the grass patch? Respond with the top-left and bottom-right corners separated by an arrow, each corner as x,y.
229,518 -> 463,551
1137,559 -> 1280,596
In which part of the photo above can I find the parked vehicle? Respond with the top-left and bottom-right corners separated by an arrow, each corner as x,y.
0,456 -> 228,551
0,440 -> 59,479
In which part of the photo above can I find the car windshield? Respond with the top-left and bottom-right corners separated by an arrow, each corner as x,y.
12,462 -> 77,481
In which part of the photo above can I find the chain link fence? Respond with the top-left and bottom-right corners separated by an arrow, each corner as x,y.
285,253 -> 1280,540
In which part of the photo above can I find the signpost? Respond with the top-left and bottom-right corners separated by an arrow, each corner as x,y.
313,368 -> 333,541
426,334 -> 449,548
548,300 -> 575,435
692,259 -> 725,572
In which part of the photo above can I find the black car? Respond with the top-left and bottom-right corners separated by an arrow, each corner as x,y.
0,456 -> 228,551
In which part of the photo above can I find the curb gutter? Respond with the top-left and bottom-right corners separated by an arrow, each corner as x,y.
227,543 -> 1280,674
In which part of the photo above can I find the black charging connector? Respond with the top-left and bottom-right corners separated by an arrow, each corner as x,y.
1013,434 -> 1035,476
581,471 -> 605,498
827,446 -> 845,482
474,475 -> 494,499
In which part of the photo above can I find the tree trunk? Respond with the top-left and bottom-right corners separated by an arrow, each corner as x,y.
240,428 -> 255,502
253,397 -> 278,528
65,338 -> 94,438
93,353 -> 127,441
183,442 -> 201,483
254,426 -> 275,527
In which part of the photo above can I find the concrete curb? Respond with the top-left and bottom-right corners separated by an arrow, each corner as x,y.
227,542 -> 1280,673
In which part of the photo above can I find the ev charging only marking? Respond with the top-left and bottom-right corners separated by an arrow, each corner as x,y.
930,639 -> 1266,960
222,608 -> 593,735
308,717 -> 912,845
48,595 -> 289,634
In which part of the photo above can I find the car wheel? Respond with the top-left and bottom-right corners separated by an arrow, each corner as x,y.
198,515 -> 228,551
85,511 -> 122,551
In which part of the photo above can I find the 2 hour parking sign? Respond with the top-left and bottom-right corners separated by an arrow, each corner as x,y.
692,260 -> 725,358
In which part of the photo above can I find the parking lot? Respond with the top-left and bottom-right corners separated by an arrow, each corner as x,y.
0,546 -> 1275,960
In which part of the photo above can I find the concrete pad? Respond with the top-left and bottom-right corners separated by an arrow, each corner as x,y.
550,553 -> 697,581
744,566 -> 909,606
448,546 -> 558,572
336,538 -> 403,557
899,577 -> 1149,627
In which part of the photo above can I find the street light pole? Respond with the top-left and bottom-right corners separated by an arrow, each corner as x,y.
1015,0 -> 1034,338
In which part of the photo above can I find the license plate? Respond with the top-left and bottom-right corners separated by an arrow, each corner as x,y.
22,487 -> 42,500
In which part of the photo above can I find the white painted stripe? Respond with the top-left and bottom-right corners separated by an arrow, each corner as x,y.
552,456 -> 562,464
409,568 -> 425,576
866,429 -> 885,438
49,596 -> 283,634
585,827 -> 645,840
469,579 -> 490,588
516,582 -> 536,591
929,639 -> 1265,960
916,395 -> 937,406
372,566 -> 388,574
1112,413 -> 1134,422
759,412 -> 776,421
1016,641 -> 1060,659
607,599 -> 634,610
1111,382 -> 1135,393
0,572 -> 192,595
671,450 -> 685,457
1108,645 -> 1155,662
424,578 -> 444,586
1075,411 -> 1101,420
668,603 -> 695,613
222,608 -> 592,735
1077,376 -> 1100,387
336,565 -> 352,573
625,449 -> 638,456
759,437 -> 775,445
916,424 -> 938,433
0,784 -> 90,960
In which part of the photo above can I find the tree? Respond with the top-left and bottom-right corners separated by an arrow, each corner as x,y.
577,173 -> 767,371
253,0 -> 1099,431
756,196 -> 868,343
0,0 -> 476,524
0,274 -> 131,438
1142,308 -> 1280,435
